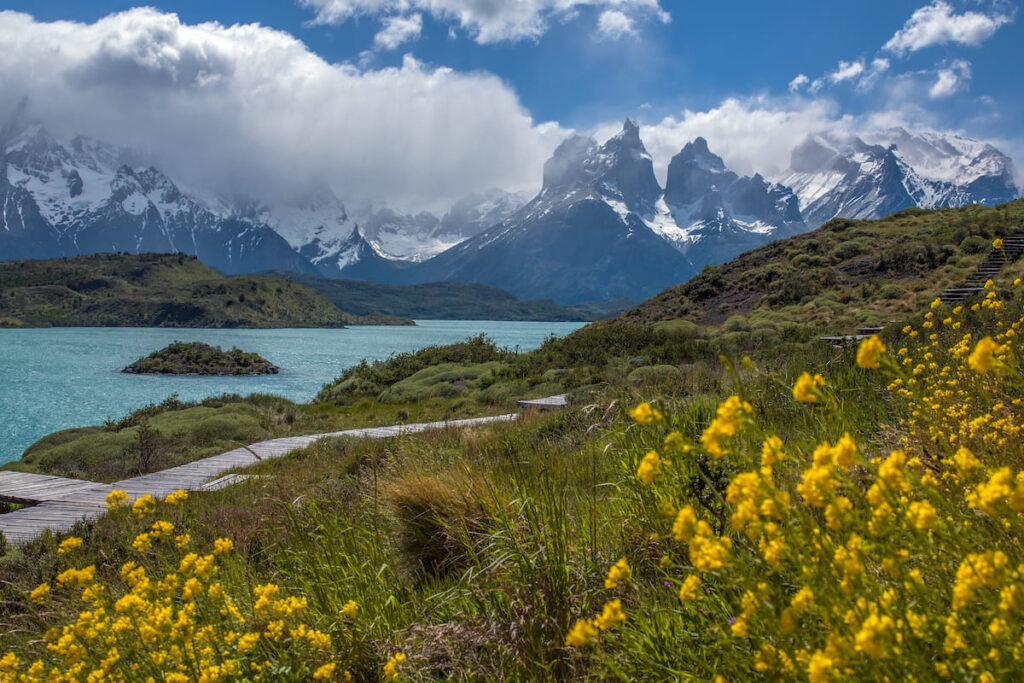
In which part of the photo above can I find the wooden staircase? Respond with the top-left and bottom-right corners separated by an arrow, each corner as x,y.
939,234 -> 1024,305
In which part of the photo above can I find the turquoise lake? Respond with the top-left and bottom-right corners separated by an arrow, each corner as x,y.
0,321 -> 584,465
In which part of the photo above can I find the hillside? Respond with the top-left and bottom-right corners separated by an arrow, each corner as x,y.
617,200 -> 1024,334
268,272 -> 627,321
0,253 -> 412,328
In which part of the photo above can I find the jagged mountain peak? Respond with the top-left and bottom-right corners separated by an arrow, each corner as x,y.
610,118 -> 642,147
664,137 -> 738,207
541,135 -> 598,191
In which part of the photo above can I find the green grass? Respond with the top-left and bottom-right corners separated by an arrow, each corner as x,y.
3,202 -> 1024,679
2,393 -> 513,483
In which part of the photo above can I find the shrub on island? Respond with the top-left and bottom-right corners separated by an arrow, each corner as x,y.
123,341 -> 279,376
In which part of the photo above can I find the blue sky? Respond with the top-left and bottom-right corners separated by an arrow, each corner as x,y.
0,1 -> 1020,207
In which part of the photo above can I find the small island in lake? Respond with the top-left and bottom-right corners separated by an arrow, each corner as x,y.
123,341 -> 280,376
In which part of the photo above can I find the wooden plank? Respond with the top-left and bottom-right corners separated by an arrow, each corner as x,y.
0,403 -> 545,543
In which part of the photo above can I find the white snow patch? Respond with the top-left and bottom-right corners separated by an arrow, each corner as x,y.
121,193 -> 149,215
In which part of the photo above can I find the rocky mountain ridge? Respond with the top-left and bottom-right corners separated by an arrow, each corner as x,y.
0,118 -> 1018,304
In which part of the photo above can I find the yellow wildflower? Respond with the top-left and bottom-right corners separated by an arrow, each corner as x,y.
605,558 -> 631,589
105,489 -> 129,511
629,402 -> 663,424
57,537 -> 82,555
164,489 -> 188,505
565,619 -> 598,647
761,435 -> 783,466
132,532 -> 152,552
150,520 -> 174,537
342,600 -> 358,617
131,494 -> 155,517
855,611 -> 895,658
993,238 -> 1004,249
857,336 -> 886,369
953,447 -> 980,471
383,653 -> 406,680
793,372 -> 825,403
700,395 -> 751,458
968,337 -> 1000,373
906,500 -> 937,530
213,538 -> 234,555
593,599 -> 626,630
636,450 -> 669,484
313,663 -> 337,680
672,506 -> 698,542
678,575 -> 702,601
29,582 -> 50,604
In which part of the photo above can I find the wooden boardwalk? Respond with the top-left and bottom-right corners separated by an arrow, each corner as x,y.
0,413 -> 517,544
517,394 -> 568,412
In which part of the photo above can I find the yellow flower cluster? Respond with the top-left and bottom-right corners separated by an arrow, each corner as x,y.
629,402 -> 663,424
565,598 -> 628,647
700,395 -> 752,458
618,278 -> 1024,680
57,537 -> 82,555
383,652 -> 406,680
636,450 -> 670,485
5,524 -> 350,681
856,335 -> 886,369
792,372 -> 824,403
163,489 -> 188,505
105,490 -> 128,511
605,557 -> 632,589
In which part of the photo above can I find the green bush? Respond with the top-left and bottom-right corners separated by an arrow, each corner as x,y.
627,365 -> 683,385
879,284 -> 906,300
960,234 -> 990,254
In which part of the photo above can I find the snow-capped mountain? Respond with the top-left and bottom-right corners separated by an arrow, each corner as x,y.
0,125 -> 322,275
3,117 -> 1019,307
409,120 -> 696,303
353,189 -> 532,263
657,137 -> 805,265
407,122 -> 808,302
779,129 -> 1019,228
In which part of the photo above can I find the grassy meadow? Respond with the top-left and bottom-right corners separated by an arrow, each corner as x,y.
1,202 -> 1024,680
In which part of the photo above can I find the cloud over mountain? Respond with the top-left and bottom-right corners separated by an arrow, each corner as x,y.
0,8 -> 565,210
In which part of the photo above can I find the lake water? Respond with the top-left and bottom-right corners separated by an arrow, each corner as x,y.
0,321 -> 584,465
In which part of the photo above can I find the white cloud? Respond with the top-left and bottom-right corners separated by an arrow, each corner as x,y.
299,0 -> 669,44
884,0 -> 1012,55
930,59 -> 972,98
594,97 -> 846,181
830,59 -> 866,84
373,13 -> 423,50
596,10 -> 634,39
854,57 -> 891,92
0,9 -> 567,210
788,74 -> 809,92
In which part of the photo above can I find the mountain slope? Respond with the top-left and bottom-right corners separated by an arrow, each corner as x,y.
615,199 -> 1024,333
267,272 -> 598,321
